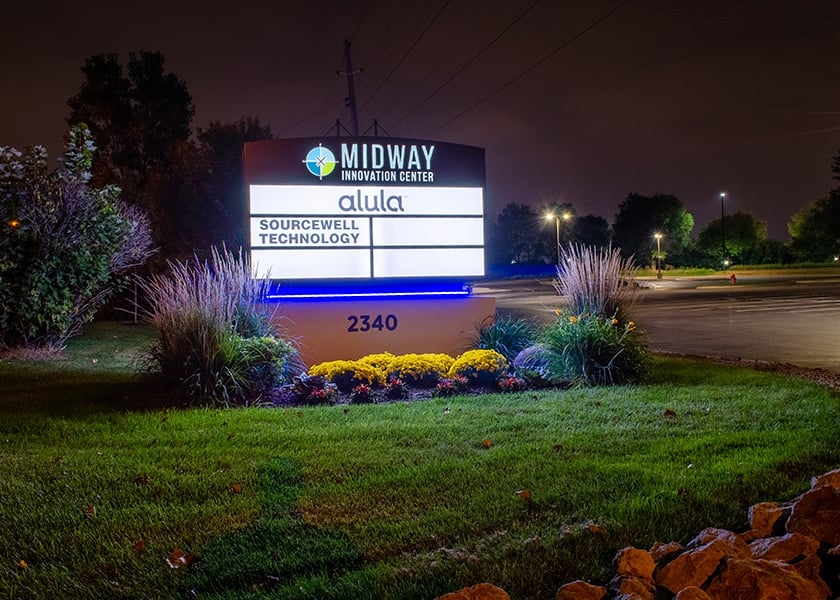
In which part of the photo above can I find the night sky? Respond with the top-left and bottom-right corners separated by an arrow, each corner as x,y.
3,0 -> 840,239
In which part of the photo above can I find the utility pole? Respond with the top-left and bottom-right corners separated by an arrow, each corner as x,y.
342,39 -> 360,137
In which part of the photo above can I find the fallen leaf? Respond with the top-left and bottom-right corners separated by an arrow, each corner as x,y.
85,505 -> 96,517
166,547 -> 196,569
53,455 -> 63,464
586,522 -> 605,534
515,489 -> 532,501
343,408 -> 350,414
664,409 -> 677,418
594,401 -> 602,407
482,438 -> 492,448
133,539 -> 145,554
296,411 -> 304,418
553,444 -> 564,452
227,432 -> 235,441
17,559 -> 29,569
232,483 -> 242,494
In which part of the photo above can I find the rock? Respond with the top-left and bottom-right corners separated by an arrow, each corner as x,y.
613,547 -> 656,580
649,540 -> 683,564
810,468 -> 840,490
750,532 -> 820,560
786,485 -> 840,546
655,539 -> 733,594
750,533 -> 829,597
686,527 -> 750,557
704,557 -> 828,600
555,580 -> 607,600
608,574 -> 655,599
673,586 -> 712,600
435,583 -> 510,600
747,501 -> 788,537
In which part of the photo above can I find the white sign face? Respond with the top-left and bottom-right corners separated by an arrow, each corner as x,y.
244,137 -> 486,282
250,185 -> 485,280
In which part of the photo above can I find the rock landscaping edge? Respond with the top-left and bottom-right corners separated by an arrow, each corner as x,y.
435,469 -> 840,600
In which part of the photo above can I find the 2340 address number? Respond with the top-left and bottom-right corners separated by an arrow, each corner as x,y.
347,314 -> 398,332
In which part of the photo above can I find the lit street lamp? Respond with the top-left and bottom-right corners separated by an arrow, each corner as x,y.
545,211 -> 571,264
654,232 -> 663,279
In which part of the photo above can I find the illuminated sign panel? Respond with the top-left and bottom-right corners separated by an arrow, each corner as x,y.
244,138 -> 486,282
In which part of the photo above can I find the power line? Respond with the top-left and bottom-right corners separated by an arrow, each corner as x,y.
392,0 -> 543,130
359,0 -> 452,112
355,2 -> 433,99
276,98 -> 345,136
424,2 -> 627,137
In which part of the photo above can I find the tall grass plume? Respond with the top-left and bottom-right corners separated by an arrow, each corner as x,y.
139,247 -> 295,405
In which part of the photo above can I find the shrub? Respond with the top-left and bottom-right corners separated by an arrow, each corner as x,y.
554,243 -> 641,323
357,352 -> 396,377
383,378 -> 409,400
350,383 -> 374,404
498,375 -> 524,393
470,313 -> 537,364
540,311 -> 647,386
435,375 -> 470,397
448,349 -> 508,386
0,125 -> 155,350
308,359 -> 382,392
291,373 -> 337,406
386,353 -> 454,388
139,247 -> 295,406
544,244 -> 649,386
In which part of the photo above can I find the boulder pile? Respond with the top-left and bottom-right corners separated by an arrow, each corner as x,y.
437,469 -> 840,600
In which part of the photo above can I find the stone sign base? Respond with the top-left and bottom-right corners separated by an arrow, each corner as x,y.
265,295 -> 496,366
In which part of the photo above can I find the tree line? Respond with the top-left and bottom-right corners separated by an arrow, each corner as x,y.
487,186 -> 840,271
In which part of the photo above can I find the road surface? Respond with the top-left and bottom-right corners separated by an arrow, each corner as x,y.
475,274 -> 840,373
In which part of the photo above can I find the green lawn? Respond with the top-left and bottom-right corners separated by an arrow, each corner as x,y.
1,322 -> 838,599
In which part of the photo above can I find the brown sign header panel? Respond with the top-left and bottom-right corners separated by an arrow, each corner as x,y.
243,137 -> 485,187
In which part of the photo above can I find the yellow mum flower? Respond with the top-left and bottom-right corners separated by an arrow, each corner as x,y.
569,316 -> 578,324
628,321 -> 636,331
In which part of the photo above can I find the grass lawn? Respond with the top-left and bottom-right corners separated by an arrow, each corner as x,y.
1,322 -> 838,599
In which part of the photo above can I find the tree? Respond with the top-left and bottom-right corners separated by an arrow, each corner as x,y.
788,193 -> 840,261
67,51 -> 195,248
572,214 -> 610,248
0,125 -> 155,350
611,193 -> 694,265
195,117 -> 273,250
486,203 -> 550,266
696,211 -> 768,265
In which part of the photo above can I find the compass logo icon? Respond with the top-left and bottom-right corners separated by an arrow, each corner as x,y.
302,144 -> 337,180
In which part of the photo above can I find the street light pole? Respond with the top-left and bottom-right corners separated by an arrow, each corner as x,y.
720,192 -> 727,264
545,212 -> 571,264
654,232 -> 663,279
